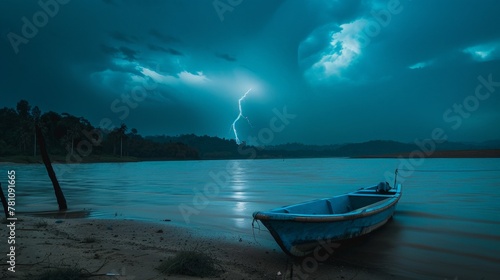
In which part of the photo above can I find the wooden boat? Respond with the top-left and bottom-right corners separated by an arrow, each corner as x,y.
252,182 -> 402,256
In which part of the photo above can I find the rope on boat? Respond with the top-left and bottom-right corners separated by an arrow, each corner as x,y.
251,218 -> 267,245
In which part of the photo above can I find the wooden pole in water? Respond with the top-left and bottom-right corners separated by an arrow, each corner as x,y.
0,183 -> 9,218
36,124 -> 68,210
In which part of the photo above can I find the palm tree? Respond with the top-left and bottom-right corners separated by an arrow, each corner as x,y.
66,124 -> 80,155
117,123 -> 127,157
60,113 -> 84,156
16,100 -> 32,155
32,106 -> 41,156
17,128 -> 28,154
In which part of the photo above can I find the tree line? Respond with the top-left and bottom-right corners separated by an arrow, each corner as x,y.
0,100 -> 199,160
4,100 -> 466,161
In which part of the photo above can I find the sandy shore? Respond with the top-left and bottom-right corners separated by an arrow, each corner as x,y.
1,216 -> 411,279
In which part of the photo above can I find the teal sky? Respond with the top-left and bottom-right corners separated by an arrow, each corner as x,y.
1,0 -> 500,145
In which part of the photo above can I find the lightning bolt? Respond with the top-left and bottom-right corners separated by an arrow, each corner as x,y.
232,88 -> 252,145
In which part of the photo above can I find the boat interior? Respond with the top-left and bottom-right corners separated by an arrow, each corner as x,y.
276,186 -> 398,215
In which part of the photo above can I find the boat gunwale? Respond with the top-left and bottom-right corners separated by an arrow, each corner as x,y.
253,184 -> 402,223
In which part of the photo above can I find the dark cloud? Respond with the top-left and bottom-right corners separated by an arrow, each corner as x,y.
147,44 -> 183,56
119,46 -> 138,61
215,53 -> 237,62
109,31 -> 137,43
149,29 -> 178,43
100,44 -> 120,55
100,44 -> 139,61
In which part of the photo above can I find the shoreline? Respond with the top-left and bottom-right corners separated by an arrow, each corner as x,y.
1,215 -> 411,279
2,149 -> 500,164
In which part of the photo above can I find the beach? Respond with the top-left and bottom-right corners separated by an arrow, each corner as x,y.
2,215 -> 408,280
4,158 -> 500,279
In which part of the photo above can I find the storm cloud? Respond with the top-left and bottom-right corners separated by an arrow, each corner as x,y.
1,0 -> 499,145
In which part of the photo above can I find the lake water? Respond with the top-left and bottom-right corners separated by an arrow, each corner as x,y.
3,158 -> 500,279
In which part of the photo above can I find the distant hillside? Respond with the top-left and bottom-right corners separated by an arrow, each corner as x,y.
332,140 -> 415,157
477,139 -> 500,150
263,139 -> 500,158
146,136 -> 500,159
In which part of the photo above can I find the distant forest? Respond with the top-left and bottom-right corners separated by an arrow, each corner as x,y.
1,100 -> 499,162
0,100 -> 200,160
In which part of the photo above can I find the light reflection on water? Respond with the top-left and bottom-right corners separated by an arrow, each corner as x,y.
3,158 -> 500,279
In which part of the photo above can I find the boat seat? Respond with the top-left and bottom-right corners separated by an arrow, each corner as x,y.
352,199 -> 389,213
326,196 -> 352,214
284,200 -> 333,215
326,200 -> 334,214
349,193 -> 394,197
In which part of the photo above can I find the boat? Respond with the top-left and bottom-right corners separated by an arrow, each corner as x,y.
252,181 -> 402,257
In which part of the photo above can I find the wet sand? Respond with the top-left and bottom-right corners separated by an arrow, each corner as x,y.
2,216 -> 411,279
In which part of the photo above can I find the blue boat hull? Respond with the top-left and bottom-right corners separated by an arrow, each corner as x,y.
253,183 -> 402,256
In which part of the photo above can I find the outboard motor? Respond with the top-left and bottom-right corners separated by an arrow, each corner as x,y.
376,181 -> 391,193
